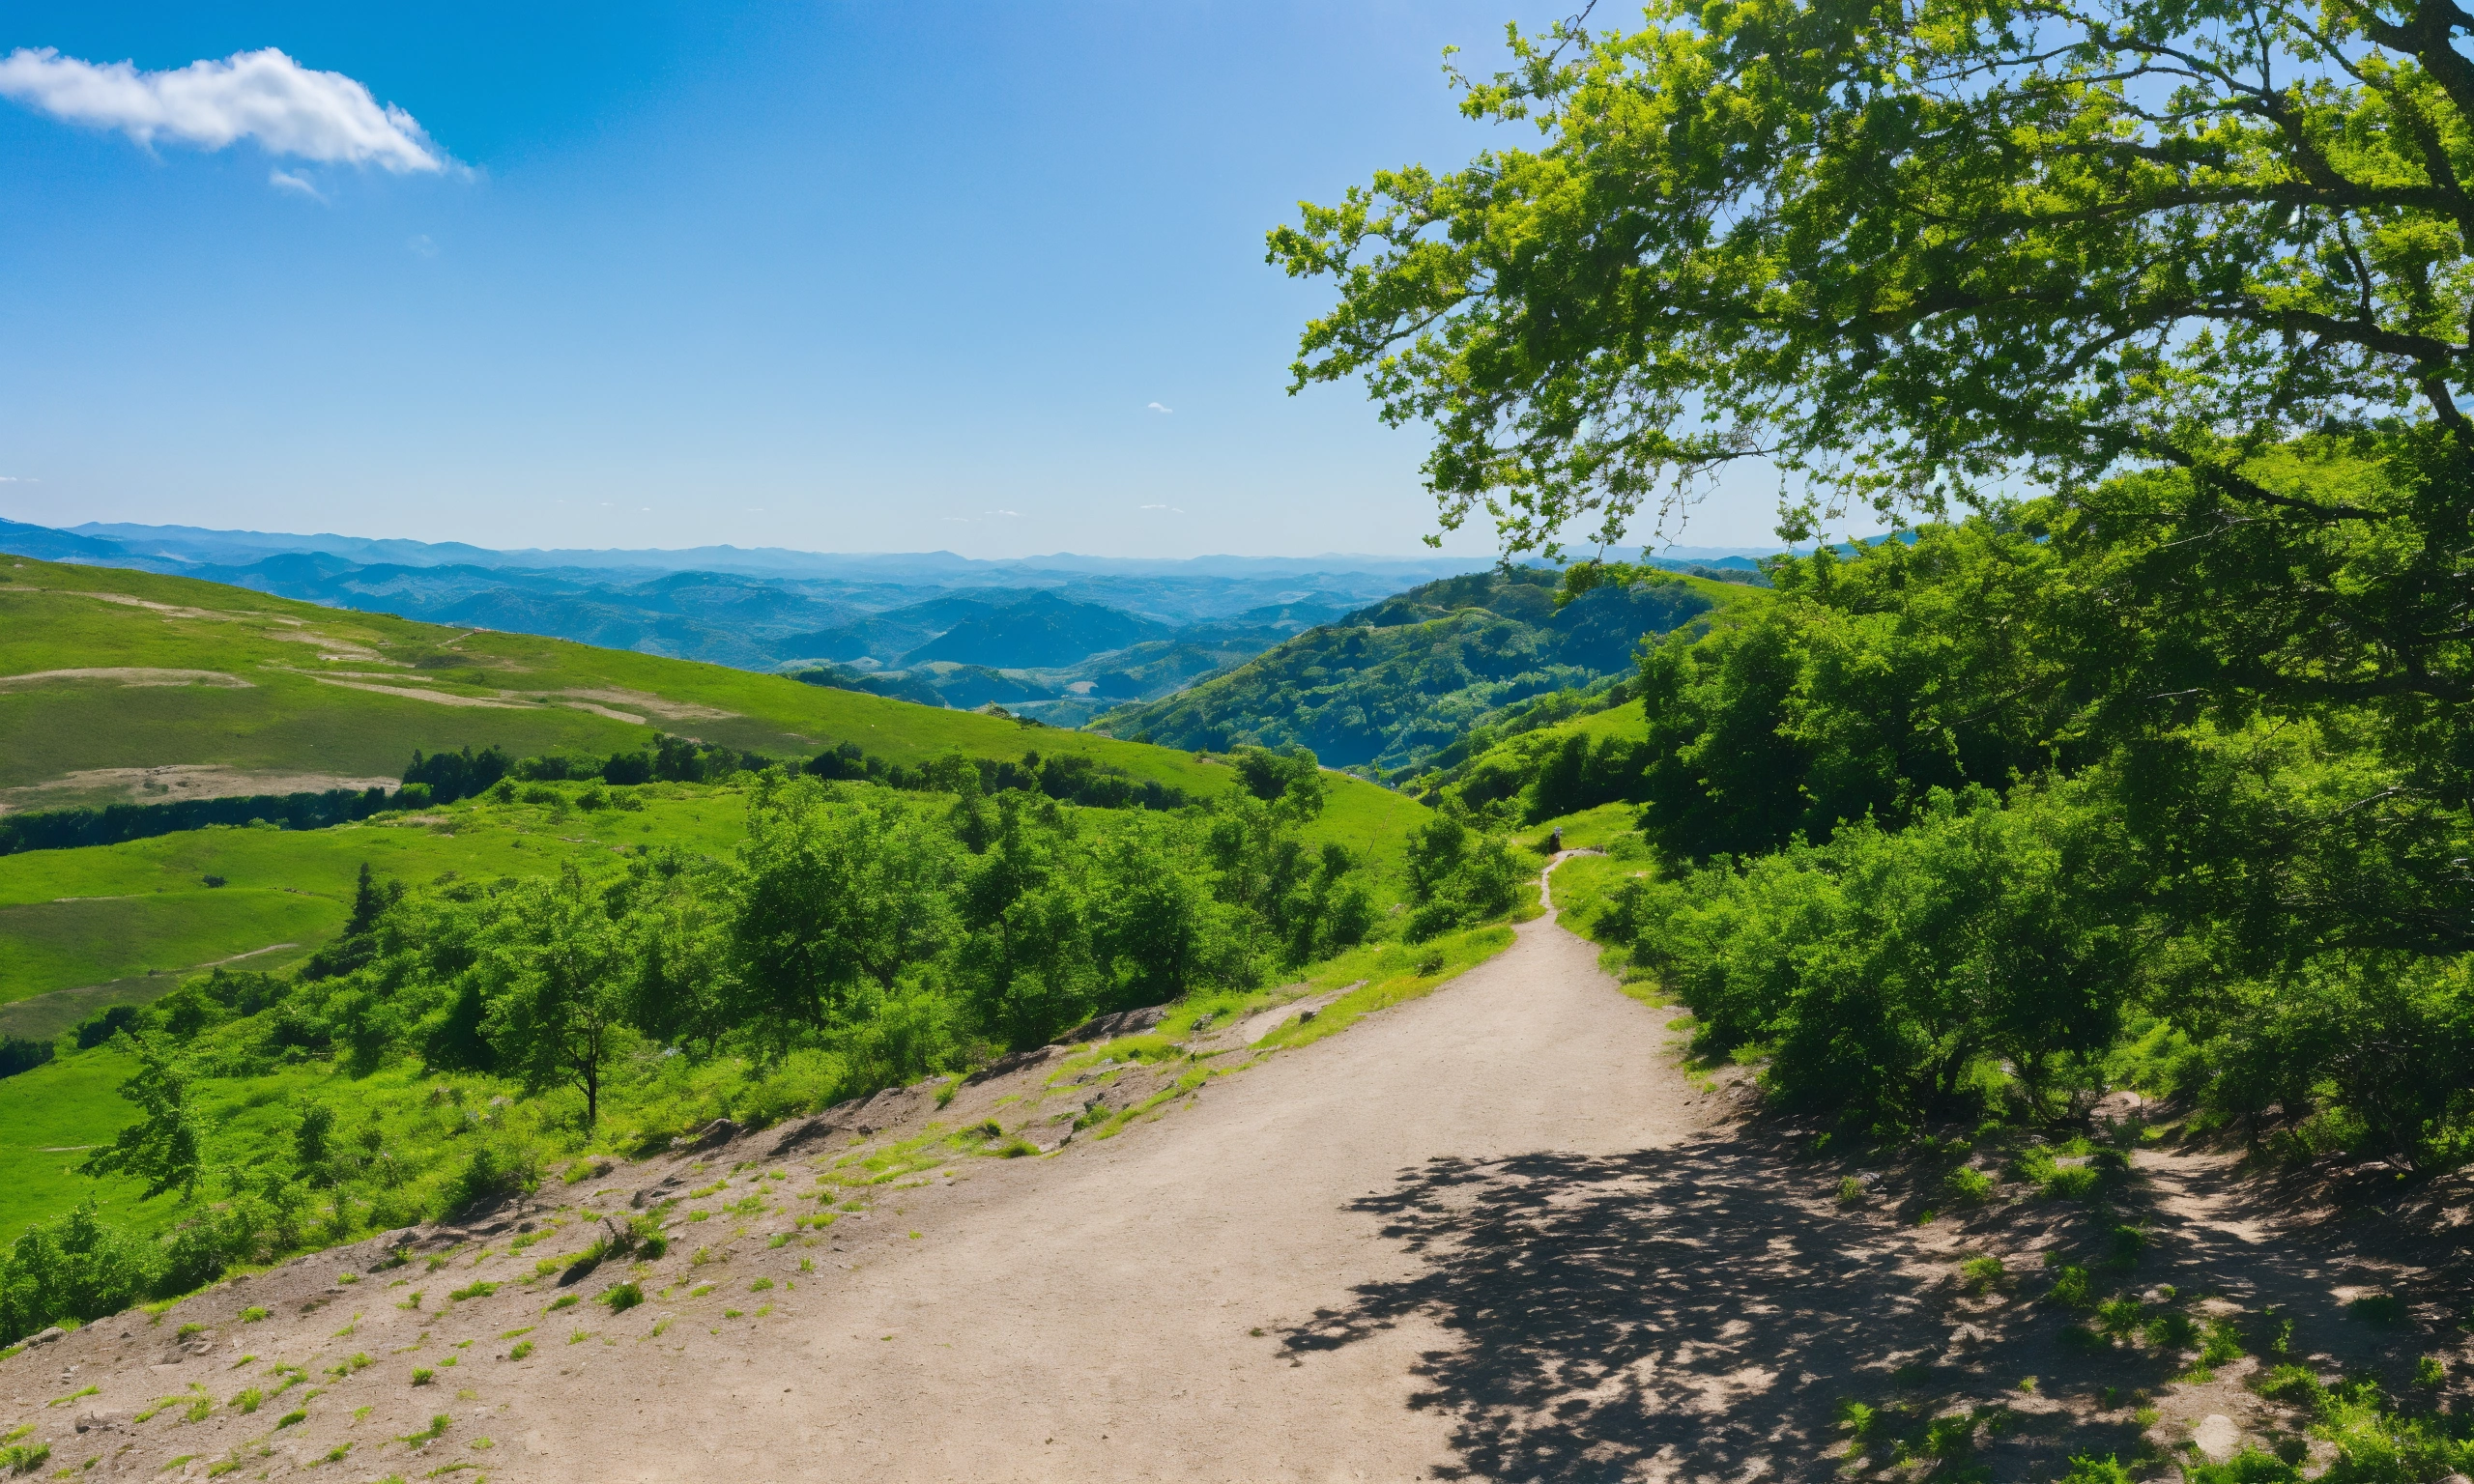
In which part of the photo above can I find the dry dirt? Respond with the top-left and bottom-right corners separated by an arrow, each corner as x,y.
0,669 -> 252,691
0,766 -> 400,817
302,677 -> 531,709
9,863 -> 2470,1482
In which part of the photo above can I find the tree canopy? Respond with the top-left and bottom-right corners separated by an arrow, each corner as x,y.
1273,0 -> 2474,550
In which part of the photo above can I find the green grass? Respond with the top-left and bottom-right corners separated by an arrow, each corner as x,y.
0,1043 -> 154,1235
0,556 -> 1261,795
0,892 -> 339,1017
1530,801 -> 1647,853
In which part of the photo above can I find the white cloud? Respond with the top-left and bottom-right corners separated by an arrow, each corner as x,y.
1139,503 -> 1184,513
407,234 -> 438,258
1146,402 -> 1173,414
986,509 -> 1021,518
268,167 -> 325,201
0,46 -> 446,171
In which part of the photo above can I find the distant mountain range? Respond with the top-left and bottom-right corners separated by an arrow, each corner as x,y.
0,518 -> 1460,717
0,516 -> 1813,725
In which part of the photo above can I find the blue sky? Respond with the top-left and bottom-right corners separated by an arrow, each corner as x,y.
0,3 -> 1793,559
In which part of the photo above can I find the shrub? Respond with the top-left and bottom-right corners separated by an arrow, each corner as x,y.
2047,1264 -> 2097,1310
1944,1166 -> 1996,1203
2184,1445 -> 2298,1482
2044,1164 -> 2102,1200
602,1282 -> 642,1313
443,1141 -> 536,1218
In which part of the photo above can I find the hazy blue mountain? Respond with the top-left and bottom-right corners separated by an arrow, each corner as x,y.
900,591 -> 1175,669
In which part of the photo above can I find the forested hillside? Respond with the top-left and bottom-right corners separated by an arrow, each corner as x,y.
1091,567 -> 1723,769
0,551 -> 1527,1346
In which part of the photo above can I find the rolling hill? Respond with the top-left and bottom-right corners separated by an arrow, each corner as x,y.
0,553 -> 1435,994
1091,568 -> 1732,771
0,518 -> 1458,682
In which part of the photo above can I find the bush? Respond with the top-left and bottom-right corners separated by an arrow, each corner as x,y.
2185,1451 -> 2299,1484
2046,1264 -> 2097,1310
0,1037 -> 52,1080
1944,1166 -> 1996,1203
443,1141 -> 537,1218
0,1202 -> 155,1344
73,1004 -> 140,1051
1633,785 -> 2140,1129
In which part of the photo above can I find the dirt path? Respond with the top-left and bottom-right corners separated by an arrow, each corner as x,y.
24,863 -> 2464,1481
532,858 -> 1708,1481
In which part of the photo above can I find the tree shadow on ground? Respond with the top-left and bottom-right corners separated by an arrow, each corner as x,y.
1278,1126 -> 2310,1481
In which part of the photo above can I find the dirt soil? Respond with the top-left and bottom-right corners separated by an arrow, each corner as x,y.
9,861 -> 2470,1481
0,766 -> 400,816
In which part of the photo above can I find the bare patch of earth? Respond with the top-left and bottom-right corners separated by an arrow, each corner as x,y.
260,629 -> 384,662
549,687 -> 734,723
0,668 -> 249,691
0,765 -> 399,816
555,700 -> 648,725
304,676 -> 531,709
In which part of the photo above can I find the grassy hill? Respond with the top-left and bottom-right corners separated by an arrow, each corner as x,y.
0,557 -> 1449,1248
1091,568 -> 1737,771
0,556 -> 1229,797
0,553 -> 1434,1003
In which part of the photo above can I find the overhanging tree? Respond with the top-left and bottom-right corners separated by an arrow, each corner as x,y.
1271,0 -> 2473,728
1277,0 -> 2474,522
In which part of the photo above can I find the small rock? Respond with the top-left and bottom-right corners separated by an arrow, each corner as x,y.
2193,1414 -> 2240,1463
24,1327 -> 64,1348
1297,1009 -> 1318,1024
72,1407 -> 123,1434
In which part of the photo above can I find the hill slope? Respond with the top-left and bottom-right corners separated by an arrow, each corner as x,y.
0,557 -> 1223,798
0,553 -> 1434,1005
1092,568 -> 1727,770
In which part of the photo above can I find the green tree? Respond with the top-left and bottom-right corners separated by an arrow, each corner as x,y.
732,777 -> 956,1036
620,849 -> 734,1054
1102,824 -> 1243,1003
1274,0 -> 2472,553
80,1035 -> 206,1201
489,860 -> 630,1127
344,862 -> 386,936
293,1103 -> 336,1186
